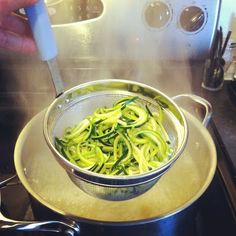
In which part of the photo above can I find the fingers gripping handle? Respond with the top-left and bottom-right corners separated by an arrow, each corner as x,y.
25,0 -> 58,61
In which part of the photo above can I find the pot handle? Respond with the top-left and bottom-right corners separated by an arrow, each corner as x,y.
0,177 -> 80,235
172,94 -> 213,127
0,214 -> 80,236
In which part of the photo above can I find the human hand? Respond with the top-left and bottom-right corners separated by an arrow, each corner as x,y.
0,0 -> 39,54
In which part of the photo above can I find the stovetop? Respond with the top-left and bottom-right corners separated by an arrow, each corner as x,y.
0,61 -> 236,235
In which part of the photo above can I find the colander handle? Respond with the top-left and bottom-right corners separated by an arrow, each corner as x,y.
25,0 -> 64,97
172,94 -> 213,127
25,0 -> 57,61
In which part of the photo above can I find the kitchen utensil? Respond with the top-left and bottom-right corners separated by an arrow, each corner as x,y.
26,2 -> 189,201
25,0 -> 64,97
221,30 -> 232,58
44,79 -> 188,201
202,57 -> 225,91
202,27 -> 226,91
218,26 -> 223,58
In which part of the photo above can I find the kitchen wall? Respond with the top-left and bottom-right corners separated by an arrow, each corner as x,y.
219,0 -> 236,39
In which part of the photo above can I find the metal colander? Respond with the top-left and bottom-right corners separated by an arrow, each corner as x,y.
44,79 -> 188,201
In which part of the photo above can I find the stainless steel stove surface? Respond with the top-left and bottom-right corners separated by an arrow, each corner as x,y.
16,0 -> 221,61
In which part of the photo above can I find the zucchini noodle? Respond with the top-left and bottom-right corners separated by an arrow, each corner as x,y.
55,96 -> 173,176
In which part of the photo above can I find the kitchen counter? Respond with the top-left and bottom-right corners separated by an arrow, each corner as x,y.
191,78 -> 236,215
201,81 -> 236,174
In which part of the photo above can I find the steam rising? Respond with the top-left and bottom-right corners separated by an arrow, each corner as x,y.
52,0 -> 195,95
0,0 -> 208,123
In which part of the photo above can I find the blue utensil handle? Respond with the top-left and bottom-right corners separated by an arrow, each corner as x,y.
25,0 -> 58,61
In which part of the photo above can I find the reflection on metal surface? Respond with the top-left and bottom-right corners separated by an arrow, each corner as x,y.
144,1 -> 172,29
45,0 -> 103,25
18,0 -> 104,25
179,6 -> 206,33
45,0 -> 63,4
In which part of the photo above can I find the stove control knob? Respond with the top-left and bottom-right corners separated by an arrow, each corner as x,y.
179,6 -> 206,33
144,1 -> 172,29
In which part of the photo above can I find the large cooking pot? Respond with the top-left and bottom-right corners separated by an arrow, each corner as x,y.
0,87 -> 216,236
